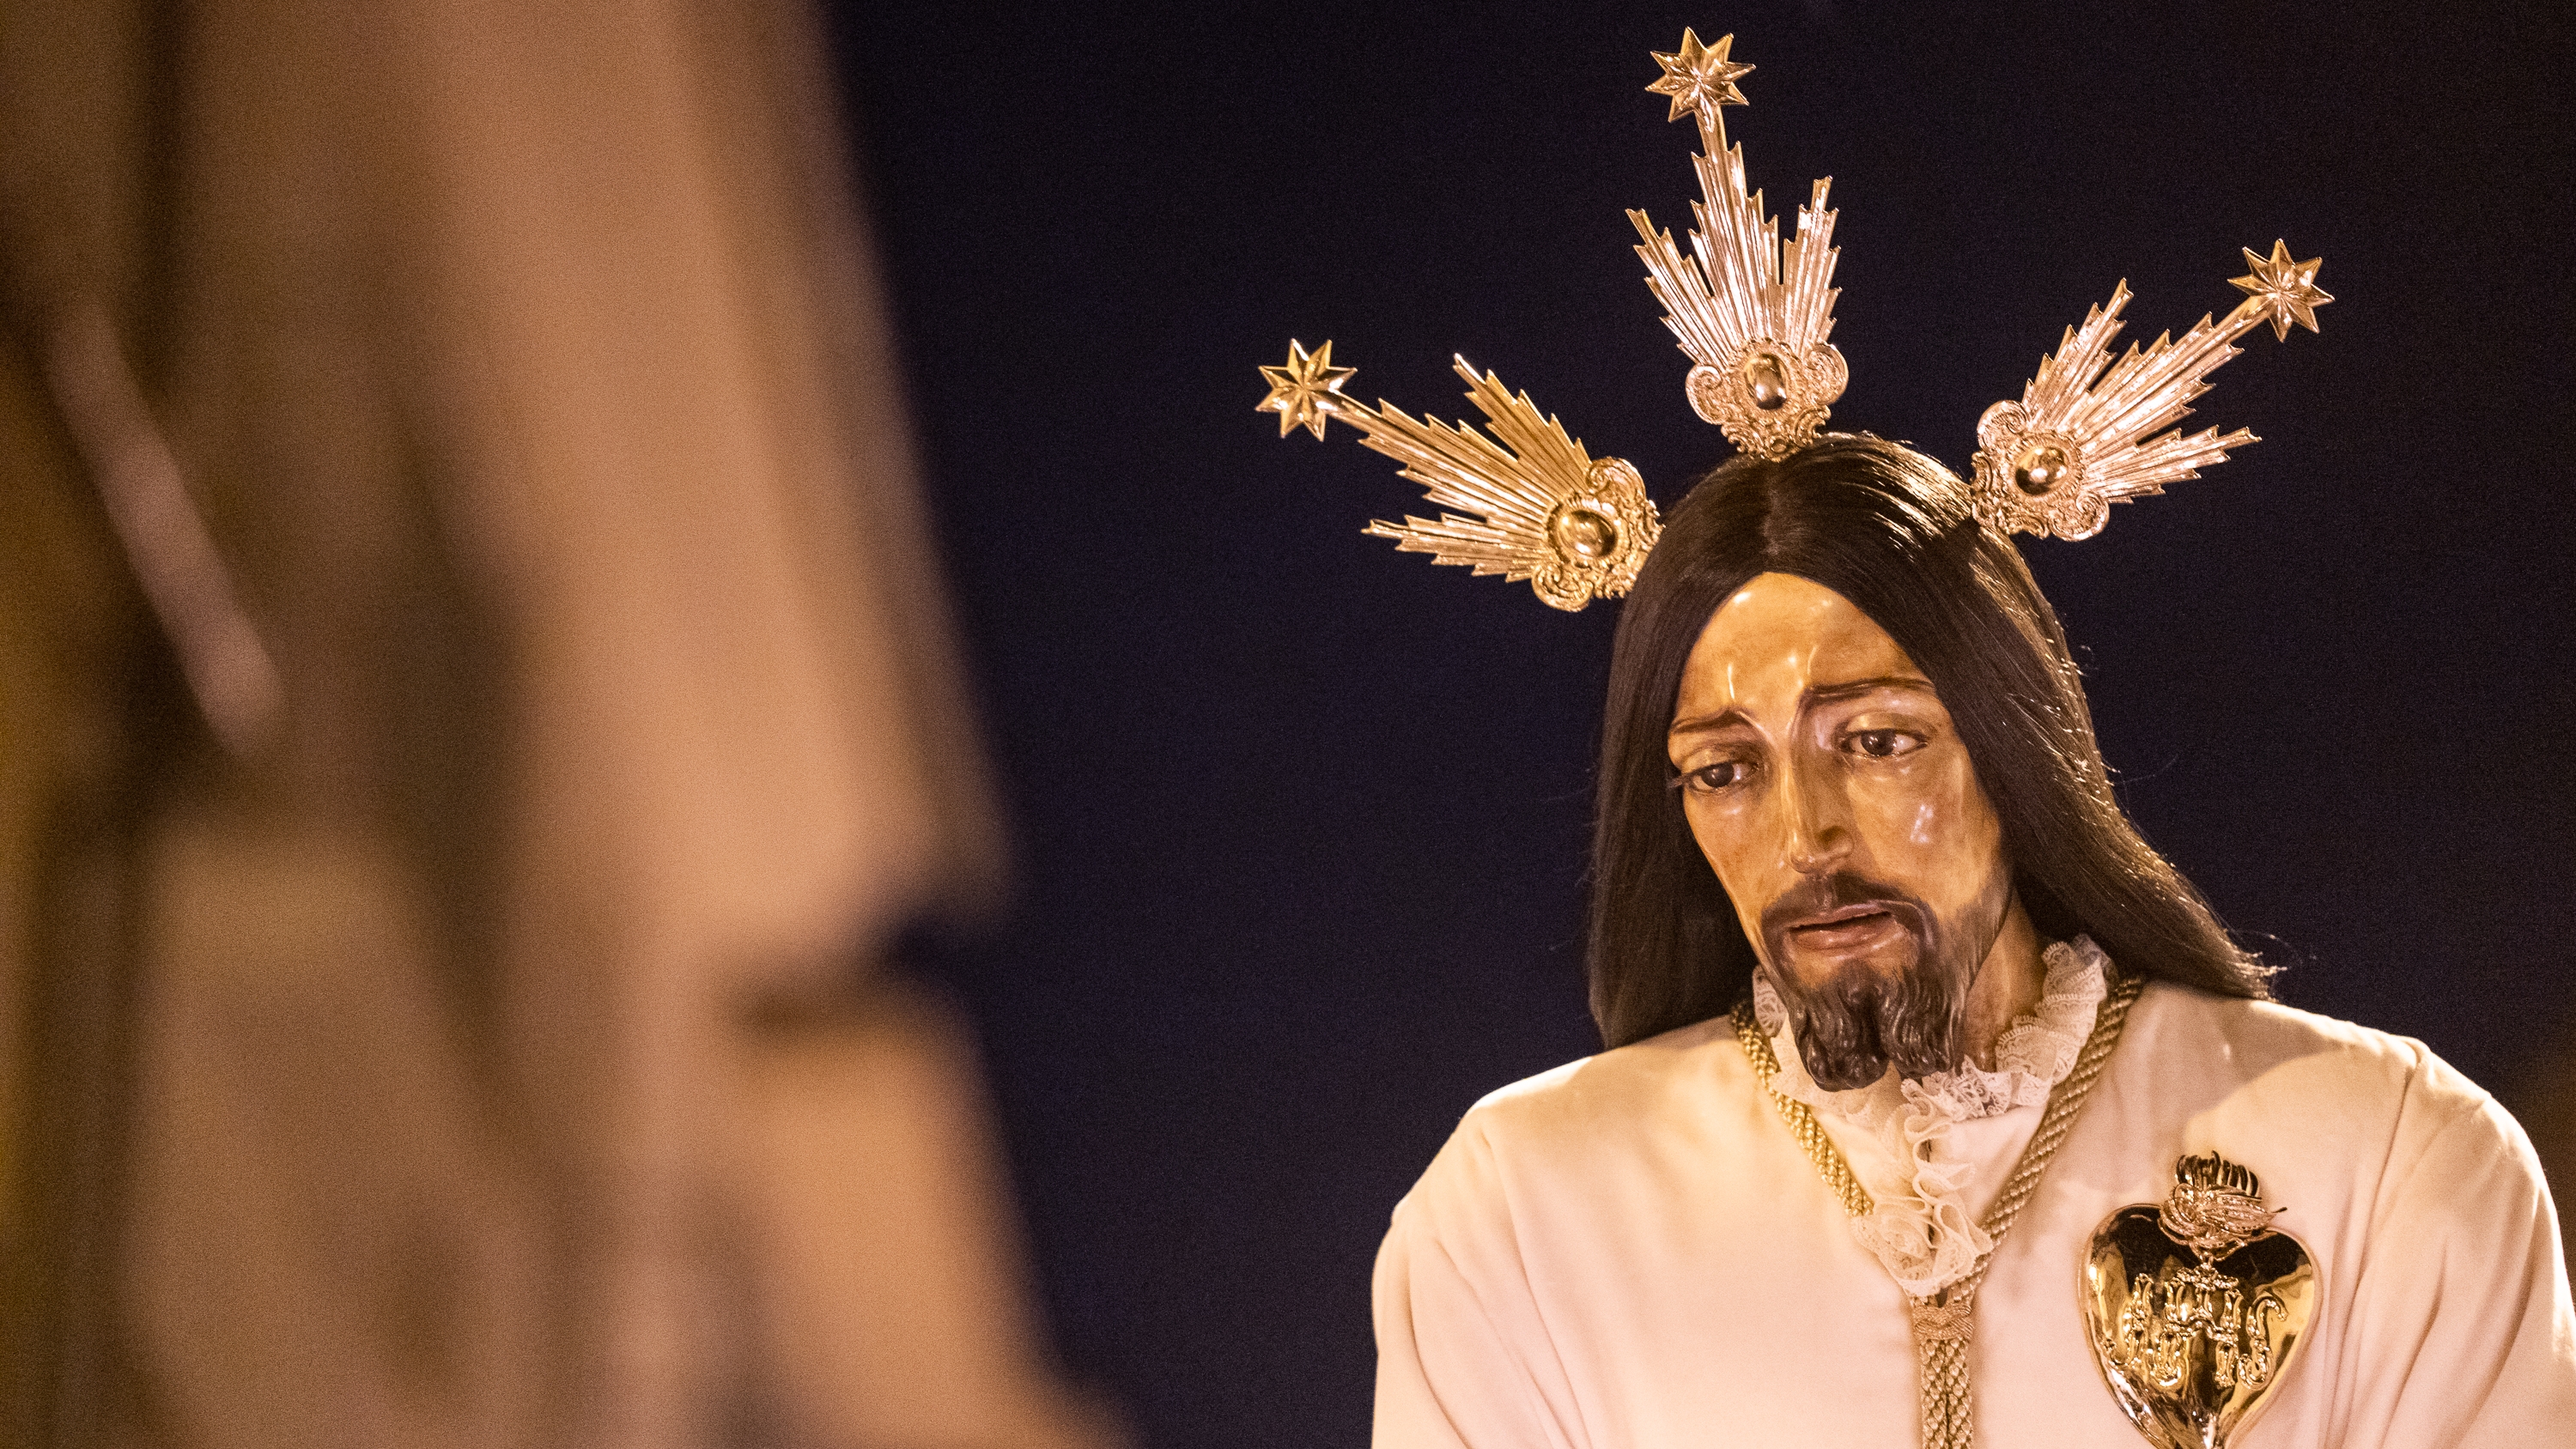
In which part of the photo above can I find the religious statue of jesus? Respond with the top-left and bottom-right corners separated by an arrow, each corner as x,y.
1257,28 -> 2576,1449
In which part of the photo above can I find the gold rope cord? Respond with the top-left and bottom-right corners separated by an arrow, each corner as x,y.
1731,972 -> 2144,1449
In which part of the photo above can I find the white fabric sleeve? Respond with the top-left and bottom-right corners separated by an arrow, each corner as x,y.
1370,1124 -> 1585,1449
2324,1062 -> 2576,1445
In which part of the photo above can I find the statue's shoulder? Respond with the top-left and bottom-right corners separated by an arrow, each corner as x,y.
1396,1013 -> 1760,1201
2128,979 -> 2498,1131
1394,1012 -> 1765,1238
1465,1010 -> 1746,1127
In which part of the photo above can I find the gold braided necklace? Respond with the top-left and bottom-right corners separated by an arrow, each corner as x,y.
1730,971 -> 2143,1449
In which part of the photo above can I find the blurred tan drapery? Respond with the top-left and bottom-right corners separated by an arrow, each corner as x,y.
0,2 -> 1113,1446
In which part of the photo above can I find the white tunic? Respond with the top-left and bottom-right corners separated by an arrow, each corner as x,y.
1373,976 -> 2576,1447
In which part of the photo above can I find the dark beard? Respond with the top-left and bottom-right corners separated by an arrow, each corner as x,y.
1756,870 -> 1990,1090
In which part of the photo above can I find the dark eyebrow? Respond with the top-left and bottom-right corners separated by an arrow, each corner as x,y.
1801,675 -> 1936,706
1666,706 -> 1753,737
1666,676 -> 1934,739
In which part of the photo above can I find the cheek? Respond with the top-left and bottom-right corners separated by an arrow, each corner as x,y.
1680,800 -> 1781,933
1862,758 -> 2004,899
1680,799 -> 1743,882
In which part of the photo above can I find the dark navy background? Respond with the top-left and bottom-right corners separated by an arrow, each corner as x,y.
827,4 -> 2573,1445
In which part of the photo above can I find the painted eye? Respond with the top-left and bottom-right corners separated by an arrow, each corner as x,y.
1681,761 -> 1747,792
1847,730 -> 1923,759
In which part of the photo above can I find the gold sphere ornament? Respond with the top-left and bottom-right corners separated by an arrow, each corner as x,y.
2013,442 -> 2074,496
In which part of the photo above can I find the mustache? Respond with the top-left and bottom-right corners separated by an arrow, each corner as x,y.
1757,870 -> 1930,955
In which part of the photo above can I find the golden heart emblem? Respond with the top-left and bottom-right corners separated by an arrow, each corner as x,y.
2081,1154 -> 2317,1448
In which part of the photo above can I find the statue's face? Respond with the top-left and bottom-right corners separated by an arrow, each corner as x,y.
1667,572 -> 2014,1088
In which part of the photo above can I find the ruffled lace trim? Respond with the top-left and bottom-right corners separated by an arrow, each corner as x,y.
1751,937 -> 2111,1296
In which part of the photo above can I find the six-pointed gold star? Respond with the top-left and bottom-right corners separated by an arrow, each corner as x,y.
1258,338 -> 1360,440
2231,239 -> 2332,342
1645,27 -> 1753,124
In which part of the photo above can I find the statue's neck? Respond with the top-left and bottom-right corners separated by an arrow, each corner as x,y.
1958,897 -> 2045,1071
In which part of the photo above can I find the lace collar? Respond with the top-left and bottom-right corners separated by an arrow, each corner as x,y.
1749,937 -> 2111,1295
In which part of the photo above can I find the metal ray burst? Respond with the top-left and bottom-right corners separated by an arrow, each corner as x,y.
1972,241 -> 2332,540
1255,343 -> 1657,611
1250,32 -> 2341,612
1630,29 -> 1845,460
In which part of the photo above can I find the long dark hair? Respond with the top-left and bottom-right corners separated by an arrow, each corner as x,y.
1587,434 -> 2267,1048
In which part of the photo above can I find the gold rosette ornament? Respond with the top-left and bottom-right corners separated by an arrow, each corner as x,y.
2082,1153 -> 2318,1448
1257,343 -> 1659,610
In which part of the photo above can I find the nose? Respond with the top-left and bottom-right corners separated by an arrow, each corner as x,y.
1779,756 -> 1852,876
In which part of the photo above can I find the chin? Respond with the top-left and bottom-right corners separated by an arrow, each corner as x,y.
1767,945 -> 1971,1090
1784,943 -> 1919,987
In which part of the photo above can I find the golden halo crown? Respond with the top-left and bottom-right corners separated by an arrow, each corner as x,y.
1255,28 -> 2333,609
